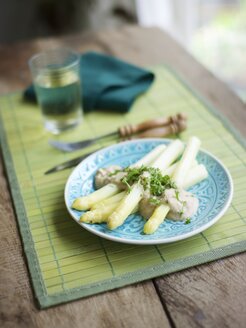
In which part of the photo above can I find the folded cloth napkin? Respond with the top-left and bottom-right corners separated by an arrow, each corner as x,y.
24,51 -> 155,113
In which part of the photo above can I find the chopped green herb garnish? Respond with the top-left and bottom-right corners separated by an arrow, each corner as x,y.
178,200 -> 187,218
185,218 -> 191,224
141,176 -> 149,191
149,197 -> 161,206
123,166 -> 147,185
148,170 -> 176,196
121,177 -> 132,193
175,190 -> 180,200
120,166 -> 176,197
109,169 -> 122,177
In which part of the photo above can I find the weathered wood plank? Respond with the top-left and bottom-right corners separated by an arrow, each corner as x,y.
154,254 -> 246,328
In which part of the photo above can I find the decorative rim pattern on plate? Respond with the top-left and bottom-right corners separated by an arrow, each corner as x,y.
64,139 -> 233,245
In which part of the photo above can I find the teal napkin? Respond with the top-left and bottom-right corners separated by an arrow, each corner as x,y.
24,51 -> 155,113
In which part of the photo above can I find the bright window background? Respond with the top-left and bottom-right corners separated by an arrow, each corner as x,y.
136,0 -> 246,102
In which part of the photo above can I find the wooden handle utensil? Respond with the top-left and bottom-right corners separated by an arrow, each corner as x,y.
134,119 -> 187,139
118,113 -> 187,137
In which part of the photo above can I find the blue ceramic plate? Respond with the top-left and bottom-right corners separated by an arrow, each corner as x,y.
65,139 -> 233,245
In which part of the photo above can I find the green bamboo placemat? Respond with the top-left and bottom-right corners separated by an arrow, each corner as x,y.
0,65 -> 245,309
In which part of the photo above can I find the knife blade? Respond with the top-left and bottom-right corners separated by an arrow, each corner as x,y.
44,151 -> 93,174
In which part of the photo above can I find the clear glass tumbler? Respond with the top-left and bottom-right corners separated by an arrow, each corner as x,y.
29,48 -> 83,134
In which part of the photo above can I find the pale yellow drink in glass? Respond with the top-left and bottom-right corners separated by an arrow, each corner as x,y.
29,49 -> 83,134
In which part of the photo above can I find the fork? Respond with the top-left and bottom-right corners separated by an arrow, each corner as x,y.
49,113 -> 187,152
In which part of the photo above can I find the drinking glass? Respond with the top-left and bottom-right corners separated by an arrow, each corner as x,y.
29,48 -> 83,134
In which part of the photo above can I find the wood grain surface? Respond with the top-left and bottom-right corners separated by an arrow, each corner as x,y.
0,26 -> 245,328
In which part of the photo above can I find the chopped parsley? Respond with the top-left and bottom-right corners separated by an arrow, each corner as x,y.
175,190 -> 180,201
141,176 -> 149,191
121,177 -> 132,193
149,197 -> 161,206
185,218 -> 191,224
120,166 -> 176,195
122,166 -> 147,185
108,169 -> 122,177
179,200 -> 187,217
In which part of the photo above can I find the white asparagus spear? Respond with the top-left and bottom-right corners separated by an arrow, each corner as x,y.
81,202 -> 139,224
131,144 -> 166,167
80,202 -> 121,223
107,184 -> 143,230
144,164 -> 208,234
162,159 -> 198,176
151,139 -> 184,171
182,164 -> 208,190
143,204 -> 170,234
72,144 -> 168,211
91,191 -> 126,210
172,136 -> 201,187
107,140 -> 185,230
72,183 -> 120,211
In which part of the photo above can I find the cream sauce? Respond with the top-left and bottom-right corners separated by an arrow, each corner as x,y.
95,165 -> 125,189
164,188 -> 199,221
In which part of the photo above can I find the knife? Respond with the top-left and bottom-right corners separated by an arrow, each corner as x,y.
44,151 -> 93,174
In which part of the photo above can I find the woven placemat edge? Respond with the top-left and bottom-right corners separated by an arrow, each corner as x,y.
0,97 -> 48,308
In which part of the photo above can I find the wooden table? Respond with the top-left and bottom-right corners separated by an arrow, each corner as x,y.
0,26 -> 245,328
